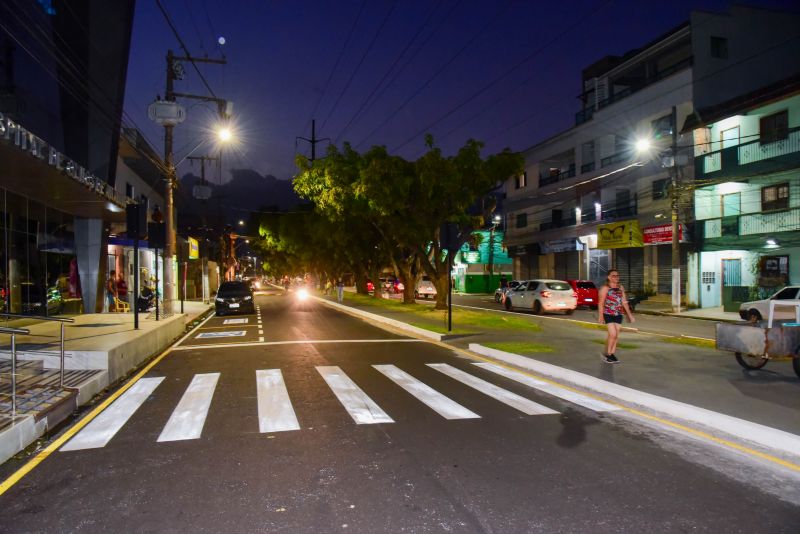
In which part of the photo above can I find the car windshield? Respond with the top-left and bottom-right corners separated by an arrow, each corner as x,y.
218,282 -> 251,296
772,287 -> 799,300
509,281 -> 520,288
546,282 -> 571,290
576,281 -> 595,289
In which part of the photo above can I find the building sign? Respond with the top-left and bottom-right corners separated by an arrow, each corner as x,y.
188,237 -> 199,259
643,223 -> 687,245
462,251 -> 481,263
541,238 -> 583,254
596,220 -> 643,249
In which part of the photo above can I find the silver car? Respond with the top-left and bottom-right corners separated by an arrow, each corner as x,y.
415,276 -> 437,299
503,279 -> 577,315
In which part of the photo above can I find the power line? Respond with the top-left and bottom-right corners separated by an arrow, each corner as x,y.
319,0 -> 398,133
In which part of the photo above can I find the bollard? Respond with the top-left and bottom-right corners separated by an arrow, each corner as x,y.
59,322 -> 65,387
11,332 -> 16,418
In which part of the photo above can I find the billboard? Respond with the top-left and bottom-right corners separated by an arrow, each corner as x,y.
596,220 -> 643,249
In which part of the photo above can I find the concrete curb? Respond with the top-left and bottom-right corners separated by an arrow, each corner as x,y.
313,296 -> 444,341
469,343 -> 800,459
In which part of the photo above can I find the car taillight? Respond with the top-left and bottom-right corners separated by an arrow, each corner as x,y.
541,290 -> 551,298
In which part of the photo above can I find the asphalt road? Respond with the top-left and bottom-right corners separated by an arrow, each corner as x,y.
1,289 -> 798,532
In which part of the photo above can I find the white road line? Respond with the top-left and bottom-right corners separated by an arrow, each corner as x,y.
196,330 -> 247,339
171,339 -> 424,351
157,373 -> 220,442
317,366 -> 393,424
223,318 -> 249,325
473,362 -> 621,412
258,329 -> 264,335
259,336 -> 265,342
373,365 -> 480,420
61,377 -> 165,451
426,363 -> 558,416
256,369 -> 301,433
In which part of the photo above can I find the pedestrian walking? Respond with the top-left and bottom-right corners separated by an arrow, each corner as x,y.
106,270 -> 118,312
597,269 -> 635,364
336,278 -> 344,303
499,276 -> 508,303
116,272 -> 128,305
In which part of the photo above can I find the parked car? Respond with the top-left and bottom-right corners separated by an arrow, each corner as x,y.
415,276 -> 437,299
20,283 -> 63,316
392,278 -> 404,293
503,279 -> 577,315
739,285 -> 800,322
566,280 -> 599,309
215,281 -> 255,316
494,280 -> 521,303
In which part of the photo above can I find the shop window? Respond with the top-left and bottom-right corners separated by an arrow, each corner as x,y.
515,213 -> 527,228
761,182 -> 789,211
760,110 -> 788,144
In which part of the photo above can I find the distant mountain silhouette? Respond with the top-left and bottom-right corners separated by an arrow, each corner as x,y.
176,169 -> 305,230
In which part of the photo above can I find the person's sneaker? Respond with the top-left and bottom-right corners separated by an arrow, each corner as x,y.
602,353 -> 620,364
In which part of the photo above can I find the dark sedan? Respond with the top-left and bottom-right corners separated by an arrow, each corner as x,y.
214,281 -> 255,316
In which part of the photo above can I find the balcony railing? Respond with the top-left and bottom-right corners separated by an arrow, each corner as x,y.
580,161 -> 595,173
698,126 -> 800,176
740,207 -> 800,235
600,152 -> 628,168
601,203 -> 637,220
539,216 -> 577,231
539,166 -> 575,187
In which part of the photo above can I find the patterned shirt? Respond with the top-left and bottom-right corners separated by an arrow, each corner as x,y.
603,287 -> 624,315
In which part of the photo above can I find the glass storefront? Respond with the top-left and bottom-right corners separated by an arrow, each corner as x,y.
0,187 -> 76,315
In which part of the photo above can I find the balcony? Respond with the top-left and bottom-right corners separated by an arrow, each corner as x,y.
600,152 -> 628,168
539,166 -> 575,187
539,216 -> 577,231
703,207 -> 800,240
601,202 -> 637,221
580,161 -> 595,173
696,126 -> 800,178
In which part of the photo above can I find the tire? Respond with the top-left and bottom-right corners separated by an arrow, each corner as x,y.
532,300 -> 542,315
565,309 -> 574,315
504,298 -> 512,311
494,293 -> 501,303
747,309 -> 762,323
735,352 -> 768,370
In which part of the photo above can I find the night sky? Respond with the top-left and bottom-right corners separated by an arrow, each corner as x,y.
123,0 -> 799,184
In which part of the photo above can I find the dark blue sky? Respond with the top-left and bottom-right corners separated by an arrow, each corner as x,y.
123,0 -> 799,183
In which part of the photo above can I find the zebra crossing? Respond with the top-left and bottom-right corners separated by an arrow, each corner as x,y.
60,363 -> 621,452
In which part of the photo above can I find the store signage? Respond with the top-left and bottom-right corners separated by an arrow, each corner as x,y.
188,237 -> 199,259
643,223 -> 688,244
596,220 -> 643,249
541,239 -> 583,254
463,251 -> 481,263
0,112 -> 122,206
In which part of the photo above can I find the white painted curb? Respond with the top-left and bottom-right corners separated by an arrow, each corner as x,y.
470,343 -> 800,459
313,296 -> 444,341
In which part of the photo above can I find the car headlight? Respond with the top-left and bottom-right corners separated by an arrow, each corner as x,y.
297,288 -> 309,301
244,295 -> 252,301
215,298 -> 224,303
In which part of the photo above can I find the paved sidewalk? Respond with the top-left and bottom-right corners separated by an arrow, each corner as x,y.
0,301 -> 213,464
319,293 -> 800,462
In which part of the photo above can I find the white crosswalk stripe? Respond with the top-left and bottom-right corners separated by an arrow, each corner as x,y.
373,364 -> 480,420
257,369 -> 301,432
158,373 -> 220,442
61,377 -> 165,451
317,366 -> 394,424
473,363 -> 621,412
426,363 -> 558,416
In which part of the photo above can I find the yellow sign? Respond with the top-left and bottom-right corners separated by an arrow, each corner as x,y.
596,220 -> 643,249
188,237 -> 199,259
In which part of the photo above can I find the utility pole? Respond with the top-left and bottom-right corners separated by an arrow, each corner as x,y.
296,120 -> 330,163
670,105 -> 681,313
153,50 -> 228,314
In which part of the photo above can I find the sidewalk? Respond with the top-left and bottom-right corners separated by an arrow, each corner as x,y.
317,293 -> 800,462
0,301 -> 213,464
635,300 -> 741,322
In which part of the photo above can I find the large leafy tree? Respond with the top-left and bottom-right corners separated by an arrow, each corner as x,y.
294,138 -> 523,308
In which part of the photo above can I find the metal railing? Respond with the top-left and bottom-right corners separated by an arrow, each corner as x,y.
1,325 -> 30,417
1,313 -> 75,387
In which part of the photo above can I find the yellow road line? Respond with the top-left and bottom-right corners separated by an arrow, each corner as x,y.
440,342 -> 800,473
0,312 -> 216,496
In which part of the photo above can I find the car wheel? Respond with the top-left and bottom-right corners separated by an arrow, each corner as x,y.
504,298 -> 512,311
735,351 -> 768,370
747,309 -> 762,323
494,293 -> 501,303
565,309 -> 574,315
532,301 -> 542,315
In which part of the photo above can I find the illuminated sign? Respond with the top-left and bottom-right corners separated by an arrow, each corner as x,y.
596,220 -> 643,249
188,237 -> 199,259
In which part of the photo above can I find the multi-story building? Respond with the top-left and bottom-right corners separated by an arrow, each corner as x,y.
0,0 -> 136,313
505,21 -> 694,297
686,5 -> 800,311
504,5 -> 800,304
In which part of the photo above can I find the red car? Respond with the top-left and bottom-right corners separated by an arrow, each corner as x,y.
566,280 -> 599,309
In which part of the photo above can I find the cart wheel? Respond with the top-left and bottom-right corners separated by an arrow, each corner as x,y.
735,352 -> 768,370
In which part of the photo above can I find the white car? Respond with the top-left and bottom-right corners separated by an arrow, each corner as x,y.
503,279 -> 577,315
415,276 -> 437,299
738,286 -> 800,322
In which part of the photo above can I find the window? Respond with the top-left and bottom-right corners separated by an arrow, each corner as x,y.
760,110 -> 788,144
771,287 -> 798,300
515,213 -> 527,228
651,115 -> 673,140
710,36 -> 728,59
125,182 -> 135,199
761,182 -> 789,211
514,172 -> 527,189
701,272 -> 715,284
652,178 -> 669,200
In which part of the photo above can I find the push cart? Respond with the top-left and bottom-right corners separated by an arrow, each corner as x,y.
715,300 -> 800,378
